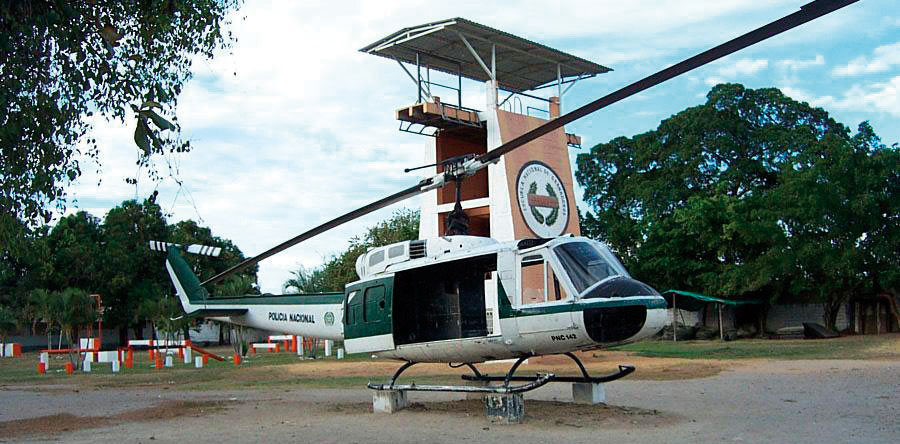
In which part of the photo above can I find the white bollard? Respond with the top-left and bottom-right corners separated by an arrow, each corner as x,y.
195,356 -> 203,368
337,348 -> 345,360
83,359 -> 91,373
325,340 -> 333,357
183,347 -> 192,364
296,336 -> 304,356
40,352 -> 49,369
165,354 -> 174,368
112,360 -> 120,373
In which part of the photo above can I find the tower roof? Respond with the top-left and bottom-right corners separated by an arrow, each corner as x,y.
360,18 -> 611,92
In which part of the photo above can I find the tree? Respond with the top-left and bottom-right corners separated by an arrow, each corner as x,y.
0,1 -> 241,236
772,122 -> 900,328
0,305 -> 17,357
214,275 -> 256,355
46,211 -> 104,291
56,288 -> 96,367
577,84 -> 897,330
28,288 -> 56,349
284,209 -> 420,293
101,199 -> 170,340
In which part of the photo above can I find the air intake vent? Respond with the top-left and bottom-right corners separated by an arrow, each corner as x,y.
409,240 -> 426,259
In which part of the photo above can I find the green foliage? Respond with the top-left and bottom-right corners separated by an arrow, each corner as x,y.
0,304 -> 17,338
101,199 -> 170,329
46,211 -> 104,290
215,274 -> 257,297
577,84 -> 898,329
0,1 -> 241,232
28,288 -> 56,348
284,209 -> 420,293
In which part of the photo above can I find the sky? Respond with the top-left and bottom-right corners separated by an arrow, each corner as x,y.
66,0 -> 899,293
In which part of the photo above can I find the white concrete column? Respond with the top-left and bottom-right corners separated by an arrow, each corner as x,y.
325,340 -> 333,357
183,347 -> 192,364
572,383 -> 606,404
82,359 -> 91,372
373,390 -> 409,413
337,348 -> 345,360
112,360 -> 120,373
195,356 -> 204,368
40,352 -> 49,369
164,355 -> 174,368
485,80 -> 498,110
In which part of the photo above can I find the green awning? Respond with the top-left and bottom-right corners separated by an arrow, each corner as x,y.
662,290 -> 761,311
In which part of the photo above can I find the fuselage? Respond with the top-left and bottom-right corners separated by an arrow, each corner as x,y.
168,235 -> 666,363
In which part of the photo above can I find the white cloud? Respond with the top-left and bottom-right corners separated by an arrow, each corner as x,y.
718,58 -> 769,77
703,58 -> 768,86
781,76 -> 900,117
833,42 -> 900,77
777,54 -> 825,71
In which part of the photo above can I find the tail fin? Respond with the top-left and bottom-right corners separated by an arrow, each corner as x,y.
165,246 -> 210,314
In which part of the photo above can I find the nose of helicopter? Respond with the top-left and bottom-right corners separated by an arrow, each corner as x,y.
580,276 -> 667,344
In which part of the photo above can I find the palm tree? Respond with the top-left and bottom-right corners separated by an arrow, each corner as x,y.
57,288 -> 96,368
29,289 -> 56,350
216,275 -> 256,356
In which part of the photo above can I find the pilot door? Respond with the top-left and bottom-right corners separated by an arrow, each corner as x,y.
514,249 -> 576,334
344,277 -> 395,354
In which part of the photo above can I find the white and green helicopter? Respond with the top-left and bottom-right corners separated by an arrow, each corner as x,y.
157,0 -> 856,393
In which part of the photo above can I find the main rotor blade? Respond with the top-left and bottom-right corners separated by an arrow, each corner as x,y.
201,182 -> 428,286
478,0 -> 858,164
200,0 -> 856,287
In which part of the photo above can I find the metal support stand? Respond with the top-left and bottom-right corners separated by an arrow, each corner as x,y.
461,353 -> 635,384
368,358 -> 554,394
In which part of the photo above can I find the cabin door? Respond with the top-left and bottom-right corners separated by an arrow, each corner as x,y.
344,278 -> 395,353
515,251 -> 575,334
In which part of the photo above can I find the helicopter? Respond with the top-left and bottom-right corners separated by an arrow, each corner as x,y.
158,0 -> 857,394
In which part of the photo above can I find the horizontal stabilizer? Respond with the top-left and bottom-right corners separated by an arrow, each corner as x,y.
150,241 -> 222,257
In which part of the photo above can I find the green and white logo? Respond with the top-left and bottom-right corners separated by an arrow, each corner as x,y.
516,161 -> 569,238
324,311 -> 335,326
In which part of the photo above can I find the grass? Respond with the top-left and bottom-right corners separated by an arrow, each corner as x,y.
2,335 -> 896,390
612,334 -> 900,360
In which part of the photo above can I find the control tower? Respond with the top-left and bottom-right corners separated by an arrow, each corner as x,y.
361,18 -> 609,241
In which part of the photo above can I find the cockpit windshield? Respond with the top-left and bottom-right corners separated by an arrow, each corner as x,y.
553,242 -> 627,294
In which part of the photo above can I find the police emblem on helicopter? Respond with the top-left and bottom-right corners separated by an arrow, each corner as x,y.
516,161 -> 569,238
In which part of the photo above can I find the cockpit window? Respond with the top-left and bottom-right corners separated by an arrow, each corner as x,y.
554,242 -> 623,294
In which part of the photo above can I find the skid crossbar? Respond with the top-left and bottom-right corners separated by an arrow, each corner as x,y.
368,373 -> 555,394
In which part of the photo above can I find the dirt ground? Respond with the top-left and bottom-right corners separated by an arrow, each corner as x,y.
0,353 -> 900,443
1,346 -> 898,443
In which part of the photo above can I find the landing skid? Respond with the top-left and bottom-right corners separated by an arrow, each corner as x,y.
367,352 -> 634,394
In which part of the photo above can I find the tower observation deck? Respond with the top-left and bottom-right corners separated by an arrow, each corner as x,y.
361,18 -> 610,241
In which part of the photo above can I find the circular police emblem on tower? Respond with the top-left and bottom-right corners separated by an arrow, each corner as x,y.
516,161 -> 569,238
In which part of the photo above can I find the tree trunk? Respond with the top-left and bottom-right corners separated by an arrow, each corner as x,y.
133,321 -> 144,340
757,304 -> 769,336
118,325 -> 129,346
823,295 -> 843,332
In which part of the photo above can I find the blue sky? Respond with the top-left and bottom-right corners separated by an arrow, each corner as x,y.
69,0 -> 898,292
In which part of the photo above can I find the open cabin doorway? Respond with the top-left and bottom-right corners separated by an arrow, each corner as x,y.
392,254 -> 497,346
